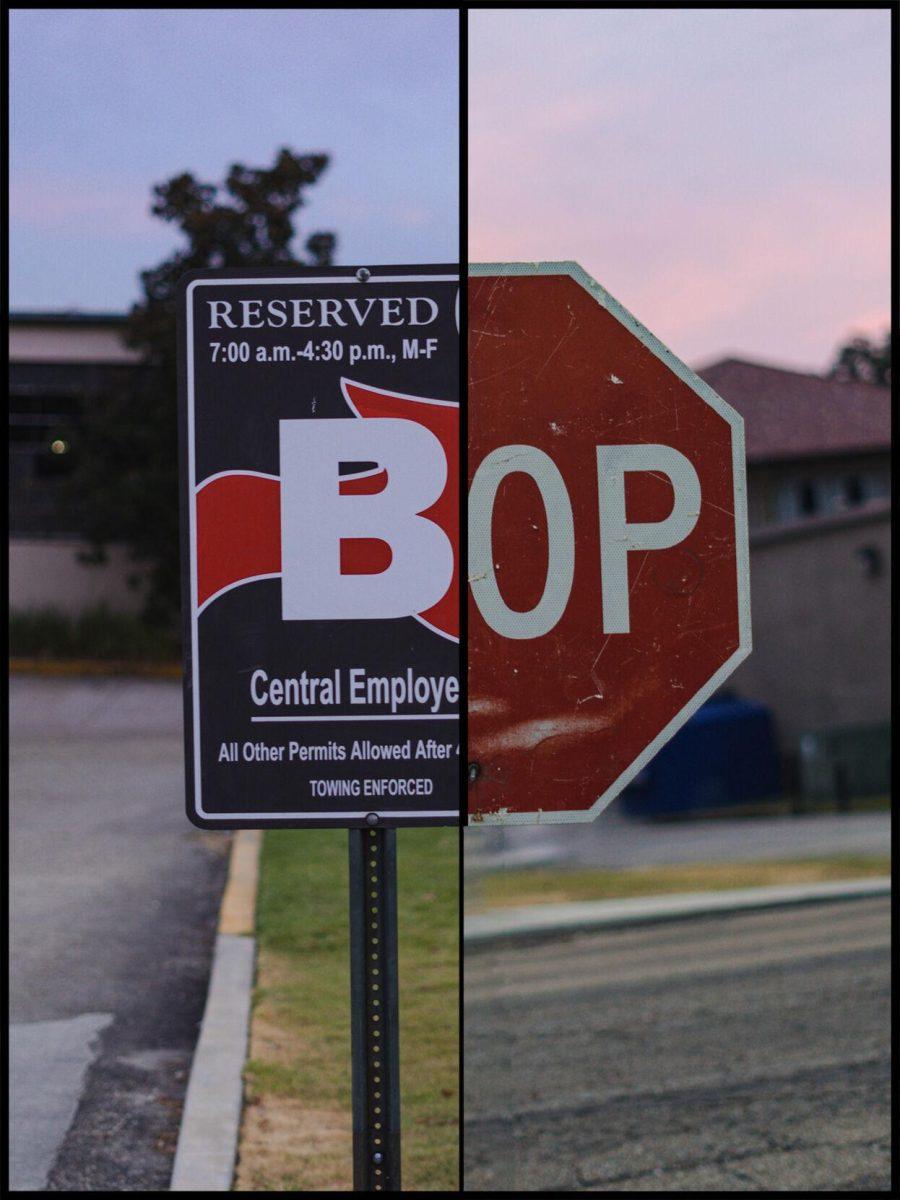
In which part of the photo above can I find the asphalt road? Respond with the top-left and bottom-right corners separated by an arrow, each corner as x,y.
9,677 -> 229,1191
464,898 -> 891,1191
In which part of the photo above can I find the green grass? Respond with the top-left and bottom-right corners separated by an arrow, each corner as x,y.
467,854 -> 891,913
613,794 -> 891,821
240,827 -> 458,1192
786,794 -> 891,815
9,605 -> 180,664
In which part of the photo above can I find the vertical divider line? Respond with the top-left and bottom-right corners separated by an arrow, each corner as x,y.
458,5 -> 470,1192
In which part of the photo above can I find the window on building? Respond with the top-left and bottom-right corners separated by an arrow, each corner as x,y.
9,391 -> 82,535
774,465 -> 890,525
774,481 -> 799,522
839,469 -> 889,511
844,475 -> 864,506
855,544 -> 883,578
861,469 -> 889,502
798,481 -> 817,516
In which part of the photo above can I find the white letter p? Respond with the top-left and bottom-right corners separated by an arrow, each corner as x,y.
597,444 -> 701,634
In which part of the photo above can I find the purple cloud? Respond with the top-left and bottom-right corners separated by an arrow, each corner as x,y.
469,8 -> 890,371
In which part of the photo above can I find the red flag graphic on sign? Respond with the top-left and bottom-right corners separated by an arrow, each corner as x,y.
195,379 -> 458,641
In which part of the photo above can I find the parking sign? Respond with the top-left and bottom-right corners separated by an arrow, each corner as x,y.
178,265 -> 460,827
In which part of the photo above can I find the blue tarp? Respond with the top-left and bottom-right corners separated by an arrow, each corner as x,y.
620,694 -> 781,817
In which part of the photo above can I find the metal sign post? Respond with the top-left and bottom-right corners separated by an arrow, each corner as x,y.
349,827 -> 402,1191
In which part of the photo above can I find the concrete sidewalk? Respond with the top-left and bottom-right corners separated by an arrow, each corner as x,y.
465,807 -> 891,871
170,830 -> 262,1192
465,876 -> 892,947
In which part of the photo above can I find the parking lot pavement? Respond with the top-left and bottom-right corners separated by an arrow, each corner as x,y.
9,677 -> 229,1191
464,897 -> 891,1192
10,1014 -> 112,1191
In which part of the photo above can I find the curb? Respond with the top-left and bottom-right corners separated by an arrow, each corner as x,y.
464,876 -> 891,948
170,830 -> 262,1191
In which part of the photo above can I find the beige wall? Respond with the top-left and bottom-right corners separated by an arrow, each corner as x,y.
729,506 -> 891,745
9,324 -> 141,364
9,539 -> 147,616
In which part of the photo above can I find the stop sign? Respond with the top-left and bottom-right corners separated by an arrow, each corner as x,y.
468,262 -> 751,823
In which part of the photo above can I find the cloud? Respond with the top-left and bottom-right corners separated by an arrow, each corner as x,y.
468,9 -> 889,370
393,205 -> 432,227
471,177 -> 889,369
10,172 -> 157,237
470,115 -> 889,369
838,309 -> 891,339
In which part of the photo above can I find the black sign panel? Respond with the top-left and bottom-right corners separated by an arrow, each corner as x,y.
177,265 -> 460,827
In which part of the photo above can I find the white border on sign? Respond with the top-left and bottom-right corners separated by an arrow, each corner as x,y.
468,261 -> 752,826
186,273 -> 459,822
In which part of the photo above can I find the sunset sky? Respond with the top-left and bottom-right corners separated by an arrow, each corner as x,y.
10,9 -> 890,374
10,9 -> 458,312
469,8 -> 890,372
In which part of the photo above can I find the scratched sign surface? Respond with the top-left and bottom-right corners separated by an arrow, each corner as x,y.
468,262 -> 751,824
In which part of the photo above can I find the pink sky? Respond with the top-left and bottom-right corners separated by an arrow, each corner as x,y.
469,8 -> 891,373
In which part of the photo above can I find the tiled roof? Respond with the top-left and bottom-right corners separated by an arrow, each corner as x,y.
696,357 -> 891,463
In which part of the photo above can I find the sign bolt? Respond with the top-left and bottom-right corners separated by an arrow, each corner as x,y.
366,812 -> 380,826
356,267 -> 371,283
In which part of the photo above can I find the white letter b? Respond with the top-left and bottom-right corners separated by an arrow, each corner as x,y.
279,418 -> 451,621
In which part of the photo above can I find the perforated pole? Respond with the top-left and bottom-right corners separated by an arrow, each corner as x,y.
349,826 -> 401,1191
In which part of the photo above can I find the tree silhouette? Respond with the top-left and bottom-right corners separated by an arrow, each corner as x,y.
829,330 -> 891,387
71,148 -> 336,626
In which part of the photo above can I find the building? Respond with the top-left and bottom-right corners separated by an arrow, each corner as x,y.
9,317 -> 892,769
9,312 -> 147,614
696,357 -> 890,772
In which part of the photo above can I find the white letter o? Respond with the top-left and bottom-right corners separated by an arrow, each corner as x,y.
468,445 -> 575,640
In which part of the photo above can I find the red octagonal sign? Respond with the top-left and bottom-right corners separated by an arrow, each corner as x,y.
468,263 -> 751,823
